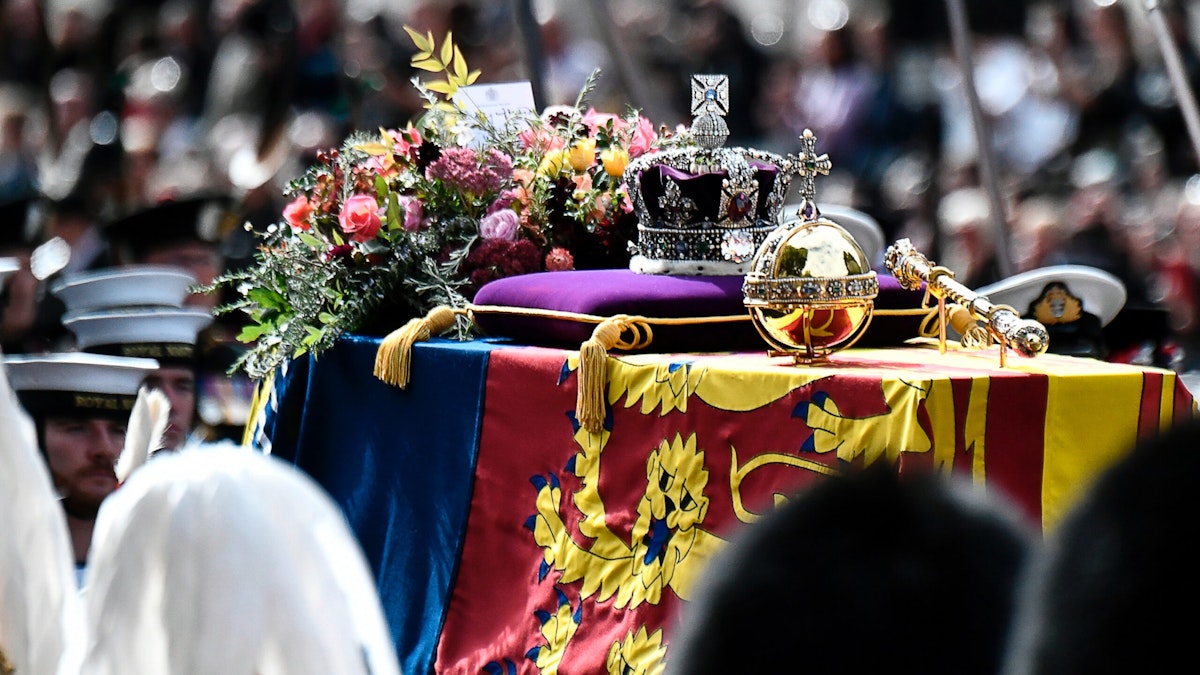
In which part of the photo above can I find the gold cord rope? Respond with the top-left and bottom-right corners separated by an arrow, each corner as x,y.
373,302 -> 948,432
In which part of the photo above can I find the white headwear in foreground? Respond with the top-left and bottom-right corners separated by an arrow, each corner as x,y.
79,447 -> 402,675
0,352 -> 82,675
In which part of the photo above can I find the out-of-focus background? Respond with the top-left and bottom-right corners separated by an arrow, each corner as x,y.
4,0 -> 1200,378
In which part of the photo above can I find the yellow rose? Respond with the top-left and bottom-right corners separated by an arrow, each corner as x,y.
538,148 -> 569,177
567,138 -> 596,172
600,147 -> 630,177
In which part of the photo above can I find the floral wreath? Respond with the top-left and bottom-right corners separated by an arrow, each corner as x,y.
213,28 -> 678,380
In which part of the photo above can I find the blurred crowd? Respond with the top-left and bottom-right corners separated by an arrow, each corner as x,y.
4,0 -> 1200,371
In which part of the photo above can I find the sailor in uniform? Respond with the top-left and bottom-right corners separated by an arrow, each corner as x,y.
3,351 -> 158,585
0,347 -> 82,675
102,195 -> 256,443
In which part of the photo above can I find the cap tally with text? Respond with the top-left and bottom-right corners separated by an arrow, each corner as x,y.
50,265 -> 198,314
63,307 -> 213,365
3,352 -> 159,419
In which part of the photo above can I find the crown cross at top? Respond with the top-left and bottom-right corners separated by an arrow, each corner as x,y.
690,74 -> 730,150
794,129 -> 832,220
691,74 -> 729,116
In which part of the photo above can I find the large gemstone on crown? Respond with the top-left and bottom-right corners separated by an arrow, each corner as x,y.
728,192 -> 752,220
743,217 -> 878,363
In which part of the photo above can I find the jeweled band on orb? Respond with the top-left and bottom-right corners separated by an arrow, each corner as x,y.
743,273 -> 879,305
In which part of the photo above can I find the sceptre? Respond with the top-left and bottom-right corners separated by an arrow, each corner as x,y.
885,239 -> 1049,366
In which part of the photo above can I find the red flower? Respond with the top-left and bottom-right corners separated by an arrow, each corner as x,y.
338,194 -> 383,242
545,246 -> 574,271
283,196 -> 313,231
461,238 -> 543,294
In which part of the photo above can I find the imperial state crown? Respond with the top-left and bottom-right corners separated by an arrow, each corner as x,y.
624,75 -> 800,275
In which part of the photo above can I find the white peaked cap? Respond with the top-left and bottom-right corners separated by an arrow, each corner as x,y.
50,265 -> 198,314
80,447 -> 403,675
976,265 -> 1127,327
4,353 -> 159,396
0,257 -> 18,289
63,308 -> 213,351
0,350 -> 84,675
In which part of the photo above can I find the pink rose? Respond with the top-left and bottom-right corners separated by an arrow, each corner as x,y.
479,208 -> 520,241
390,127 -> 422,160
571,173 -> 593,194
582,108 -> 622,136
628,116 -> 658,158
487,191 -> 517,215
365,154 -> 399,179
338,193 -> 383,242
283,196 -> 313,231
518,127 -> 566,154
397,195 -> 424,231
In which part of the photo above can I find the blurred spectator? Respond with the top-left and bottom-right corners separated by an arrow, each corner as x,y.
0,84 -> 39,200
1011,194 -> 1066,272
540,14 -> 611,107
787,26 -> 876,170
0,195 -> 40,353
1001,419 -> 1200,675
938,185 -> 1003,288
1048,175 -> 1151,305
666,464 -> 1036,675
1162,196 -> 1200,367
2,0 -> 1200,375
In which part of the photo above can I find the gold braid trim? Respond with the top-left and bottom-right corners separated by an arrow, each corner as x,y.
1,645 -> 14,675
372,304 -> 938,430
374,306 -> 464,387
472,305 -> 748,433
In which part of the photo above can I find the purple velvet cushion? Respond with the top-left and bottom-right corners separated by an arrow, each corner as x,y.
471,269 -> 926,352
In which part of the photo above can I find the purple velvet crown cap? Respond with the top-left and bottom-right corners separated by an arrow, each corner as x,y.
638,162 -> 781,229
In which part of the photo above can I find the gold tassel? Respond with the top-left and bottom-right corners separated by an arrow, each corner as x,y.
576,316 -> 628,434
947,304 -> 992,349
374,305 -> 458,388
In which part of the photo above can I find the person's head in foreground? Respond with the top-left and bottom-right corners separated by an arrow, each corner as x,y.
77,446 -> 402,675
666,463 -> 1036,675
3,352 -> 159,568
1000,419 -> 1200,675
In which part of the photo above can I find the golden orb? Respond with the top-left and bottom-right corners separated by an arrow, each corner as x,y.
743,216 -> 878,363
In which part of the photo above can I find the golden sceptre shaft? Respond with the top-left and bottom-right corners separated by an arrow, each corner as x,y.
884,238 -> 1049,364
